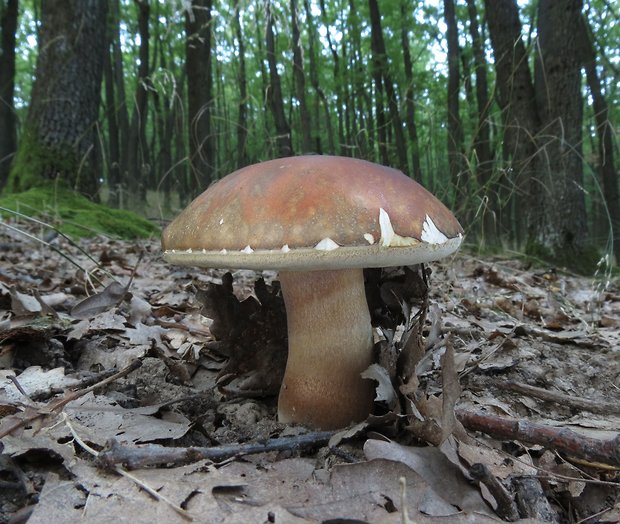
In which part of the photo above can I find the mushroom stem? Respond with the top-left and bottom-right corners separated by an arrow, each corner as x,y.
277,268 -> 375,429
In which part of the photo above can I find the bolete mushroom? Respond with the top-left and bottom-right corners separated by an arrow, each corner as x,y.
162,155 -> 463,429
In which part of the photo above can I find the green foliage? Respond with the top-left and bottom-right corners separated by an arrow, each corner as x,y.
0,185 -> 160,239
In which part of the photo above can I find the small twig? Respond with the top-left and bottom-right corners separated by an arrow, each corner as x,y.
502,380 -> 620,416
7,375 -> 32,401
469,463 -> 520,521
456,409 -> 620,468
155,319 -> 211,339
0,360 -> 142,439
97,431 -> 335,470
62,414 -> 193,521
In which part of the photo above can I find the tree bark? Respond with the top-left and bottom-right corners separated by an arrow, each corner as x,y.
484,0 -> 539,245
233,0 -> 248,168
265,0 -> 293,158
185,0 -> 214,192
8,0 -> 107,197
303,0 -> 330,154
530,0 -> 588,261
110,0 -> 129,203
466,0 -> 495,242
319,0 -> 344,155
290,0 -> 313,154
368,0 -> 407,173
444,0 -> 465,208
399,0 -> 422,182
126,0 -> 151,201
0,0 -> 18,190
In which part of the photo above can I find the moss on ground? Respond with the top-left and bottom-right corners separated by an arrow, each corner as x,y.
0,185 -> 160,239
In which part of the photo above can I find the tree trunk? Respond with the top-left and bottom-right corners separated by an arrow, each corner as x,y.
484,0 -> 539,245
265,0 -> 292,158
185,0 -> 214,193
110,0 -> 129,204
530,0 -> 588,262
126,0 -> 150,201
368,0 -> 407,173
444,0 -> 465,208
103,3 -> 121,207
319,0 -> 344,155
399,0 -> 422,182
0,0 -> 18,190
579,14 -> 619,262
466,0 -> 495,243
290,0 -> 313,153
348,0 -> 371,158
303,0 -> 329,154
233,0 -> 248,168
8,0 -> 107,197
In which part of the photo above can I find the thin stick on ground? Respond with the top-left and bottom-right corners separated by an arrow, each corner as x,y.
96,431 -> 336,470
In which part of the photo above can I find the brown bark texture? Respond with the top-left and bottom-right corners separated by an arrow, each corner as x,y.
531,0 -> 587,256
290,0 -> 313,154
484,0 -> 540,244
186,0 -> 215,191
445,0 -> 465,208
126,0 -> 151,200
265,0 -> 293,158
10,0 -> 108,196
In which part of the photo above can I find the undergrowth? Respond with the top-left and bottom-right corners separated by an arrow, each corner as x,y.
0,185 -> 160,240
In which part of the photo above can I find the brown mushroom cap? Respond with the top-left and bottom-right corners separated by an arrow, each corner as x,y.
162,155 -> 463,270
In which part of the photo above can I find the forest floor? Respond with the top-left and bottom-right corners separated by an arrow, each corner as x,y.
0,223 -> 619,523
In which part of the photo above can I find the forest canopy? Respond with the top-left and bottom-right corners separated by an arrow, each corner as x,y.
0,0 -> 618,270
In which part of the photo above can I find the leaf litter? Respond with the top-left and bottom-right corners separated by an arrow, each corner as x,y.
0,224 -> 618,523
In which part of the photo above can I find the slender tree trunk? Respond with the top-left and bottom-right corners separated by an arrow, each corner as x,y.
579,15 -> 619,262
265,0 -> 292,158
530,0 -> 588,262
466,0 -> 495,243
0,0 -> 18,190
348,0 -> 371,158
303,0 -> 329,154
320,0 -> 344,155
103,38 -> 121,207
445,0 -> 465,208
127,0 -> 150,201
185,0 -> 214,192
110,0 -> 129,202
399,0 -> 422,182
290,0 -> 313,153
367,0 -> 407,173
233,0 -> 248,168
8,0 -> 107,197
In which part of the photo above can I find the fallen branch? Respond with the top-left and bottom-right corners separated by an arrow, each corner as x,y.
456,409 -> 620,468
96,431 -> 335,470
502,380 -> 620,416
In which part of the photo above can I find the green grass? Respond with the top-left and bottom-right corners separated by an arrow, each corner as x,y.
0,185 -> 160,239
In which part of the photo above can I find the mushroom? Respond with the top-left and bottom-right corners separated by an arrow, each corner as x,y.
162,155 -> 463,429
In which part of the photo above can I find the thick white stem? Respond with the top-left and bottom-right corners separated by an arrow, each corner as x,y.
277,268 -> 375,429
